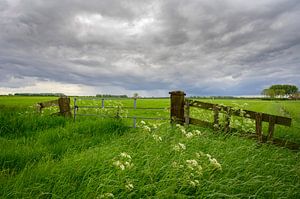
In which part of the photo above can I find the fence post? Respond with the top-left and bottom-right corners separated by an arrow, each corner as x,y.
255,113 -> 263,142
58,97 -> 72,117
134,98 -> 137,109
101,98 -> 105,108
213,104 -> 220,130
224,107 -> 231,133
73,98 -> 77,121
169,91 -> 186,125
267,116 -> 276,142
133,117 -> 136,128
184,100 -> 190,127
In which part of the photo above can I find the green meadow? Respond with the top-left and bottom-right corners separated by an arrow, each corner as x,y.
1,96 -> 300,198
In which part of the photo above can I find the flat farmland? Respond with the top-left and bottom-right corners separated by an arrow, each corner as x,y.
1,96 -> 300,198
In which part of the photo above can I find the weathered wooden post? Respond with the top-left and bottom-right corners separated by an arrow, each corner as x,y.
255,113 -> 263,142
267,115 -> 276,142
58,97 -> 72,117
224,107 -> 231,133
213,104 -> 220,130
184,100 -> 190,127
169,91 -> 186,125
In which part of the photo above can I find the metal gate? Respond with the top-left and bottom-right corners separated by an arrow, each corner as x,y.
73,97 -> 169,128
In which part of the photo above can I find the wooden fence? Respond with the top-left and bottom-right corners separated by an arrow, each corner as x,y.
169,91 -> 297,148
37,97 -> 72,117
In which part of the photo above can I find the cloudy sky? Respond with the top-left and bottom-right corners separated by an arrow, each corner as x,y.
1,0 -> 300,96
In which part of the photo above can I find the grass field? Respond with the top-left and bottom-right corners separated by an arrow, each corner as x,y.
1,96 -> 300,198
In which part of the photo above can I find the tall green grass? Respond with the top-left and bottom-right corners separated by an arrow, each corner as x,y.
1,97 -> 300,198
1,114 -> 300,198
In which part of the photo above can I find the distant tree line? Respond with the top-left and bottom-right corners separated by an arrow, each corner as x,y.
261,84 -> 298,98
190,96 -> 236,99
96,94 -> 128,98
14,93 -> 65,96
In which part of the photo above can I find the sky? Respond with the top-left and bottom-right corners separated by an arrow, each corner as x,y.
0,0 -> 300,97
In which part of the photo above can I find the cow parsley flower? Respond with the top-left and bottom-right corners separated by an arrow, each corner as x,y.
125,182 -> 134,191
152,134 -> 162,142
173,143 -> 186,151
120,152 -> 131,159
97,193 -> 114,198
185,132 -> 194,138
141,120 -> 146,125
143,126 -> 151,132
209,158 -> 222,170
193,130 -> 202,136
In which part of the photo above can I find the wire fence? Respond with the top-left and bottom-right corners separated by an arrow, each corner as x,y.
73,97 -> 170,128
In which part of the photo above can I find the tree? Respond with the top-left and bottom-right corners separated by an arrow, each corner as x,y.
262,84 -> 298,98
265,89 -> 276,98
133,93 -> 139,98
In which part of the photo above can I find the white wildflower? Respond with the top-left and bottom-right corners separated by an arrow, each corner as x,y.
209,158 -> 222,170
189,180 -> 200,187
124,161 -> 134,169
173,143 -> 186,151
172,161 -> 179,168
143,126 -> 151,132
181,129 -> 187,135
189,180 -> 196,187
185,132 -> 194,138
195,165 -> 203,175
186,159 -> 198,167
113,161 -> 125,170
119,164 -> 125,170
125,183 -> 134,191
206,154 -> 212,159
113,160 -> 122,167
173,145 -> 180,151
97,193 -> 114,198
178,143 -> 186,150
193,130 -> 202,136
213,124 -> 219,128
120,152 -> 131,159
152,134 -> 162,142
141,120 -> 146,125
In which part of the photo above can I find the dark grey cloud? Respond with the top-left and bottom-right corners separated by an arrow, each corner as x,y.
0,0 -> 299,96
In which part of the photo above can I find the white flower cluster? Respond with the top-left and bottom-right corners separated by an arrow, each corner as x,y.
113,152 -> 133,170
173,142 -> 186,151
186,159 -> 203,175
140,120 -> 151,132
152,134 -> 162,142
125,182 -> 134,191
97,193 -> 114,198
206,154 -> 222,171
175,124 -> 202,139
189,179 -> 200,187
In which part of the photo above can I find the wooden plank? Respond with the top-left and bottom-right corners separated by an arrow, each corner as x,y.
267,116 -> 276,141
188,100 -> 215,110
38,99 -> 59,108
187,100 -> 292,126
184,100 -> 190,127
189,118 -> 214,128
255,113 -> 263,142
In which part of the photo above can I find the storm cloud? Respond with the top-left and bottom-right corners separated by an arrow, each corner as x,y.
1,0 -> 300,96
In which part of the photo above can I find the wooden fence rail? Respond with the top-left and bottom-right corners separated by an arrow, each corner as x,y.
37,97 -> 72,117
169,91 -> 293,145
